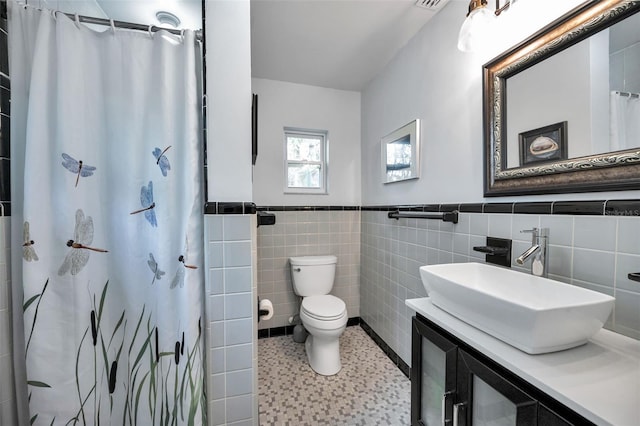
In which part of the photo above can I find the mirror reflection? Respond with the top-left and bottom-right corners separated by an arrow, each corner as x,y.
505,11 -> 640,169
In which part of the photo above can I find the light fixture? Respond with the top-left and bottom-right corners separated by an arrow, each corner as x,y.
457,0 -> 494,52
156,11 -> 181,28
457,0 -> 517,52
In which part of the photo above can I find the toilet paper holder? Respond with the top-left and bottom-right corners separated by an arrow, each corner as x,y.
258,298 -> 273,322
258,302 -> 269,318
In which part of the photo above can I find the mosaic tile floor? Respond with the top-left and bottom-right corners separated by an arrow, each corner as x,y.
258,326 -> 411,425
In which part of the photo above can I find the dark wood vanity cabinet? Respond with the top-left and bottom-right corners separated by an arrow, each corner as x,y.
411,314 -> 590,426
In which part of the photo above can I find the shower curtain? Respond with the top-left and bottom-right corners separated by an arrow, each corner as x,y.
9,3 -> 206,425
610,91 -> 640,152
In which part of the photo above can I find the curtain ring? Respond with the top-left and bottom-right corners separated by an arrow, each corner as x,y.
110,19 -> 115,33
148,24 -> 154,38
73,13 -> 82,29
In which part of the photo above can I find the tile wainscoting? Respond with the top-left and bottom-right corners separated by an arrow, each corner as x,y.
361,201 -> 640,368
256,207 -> 361,331
205,209 -> 258,426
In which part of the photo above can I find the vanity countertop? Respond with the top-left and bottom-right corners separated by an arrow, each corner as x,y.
406,297 -> 640,426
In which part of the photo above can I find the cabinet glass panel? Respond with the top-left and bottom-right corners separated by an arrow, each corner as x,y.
412,316 -> 457,426
472,375 -> 517,426
421,336 -> 446,425
457,350 -> 537,426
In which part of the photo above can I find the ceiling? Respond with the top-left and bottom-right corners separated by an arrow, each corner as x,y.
250,0 -> 449,91
84,0 -> 450,92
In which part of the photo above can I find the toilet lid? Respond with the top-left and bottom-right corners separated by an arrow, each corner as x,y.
302,295 -> 346,321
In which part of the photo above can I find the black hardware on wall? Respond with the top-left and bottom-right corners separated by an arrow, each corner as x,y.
252,93 -> 258,165
257,211 -> 275,227
388,210 -> 459,224
473,237 -> 512,267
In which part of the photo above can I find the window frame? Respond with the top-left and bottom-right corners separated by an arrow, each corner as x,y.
283,127 -> 328,194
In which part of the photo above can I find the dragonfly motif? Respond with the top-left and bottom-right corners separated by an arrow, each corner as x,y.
152,146 -> 171,177
170,255 -> 198,289
130,181 -> 157,227
147,253 -> 165,285
58,209 -> 108,276
61,153 -> 96,187
22,221 -> 39,262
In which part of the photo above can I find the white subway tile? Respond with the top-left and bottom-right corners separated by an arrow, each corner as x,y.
574,216 -> 616,251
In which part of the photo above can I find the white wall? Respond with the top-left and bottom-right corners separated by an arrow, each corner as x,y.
207,1 -> 253,202
361,0 -> 640,204
252,78 -> 361,206
361,0 -> 483,205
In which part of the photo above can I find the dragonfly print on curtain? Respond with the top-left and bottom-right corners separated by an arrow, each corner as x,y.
9,3 -> 206,425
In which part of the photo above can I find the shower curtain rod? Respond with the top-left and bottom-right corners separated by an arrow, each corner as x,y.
62,13 -> 203,42
6,2 -> 203,42
615,90 -> 639,99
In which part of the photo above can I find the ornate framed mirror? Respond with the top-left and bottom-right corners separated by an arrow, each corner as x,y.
483,0 -> 640,196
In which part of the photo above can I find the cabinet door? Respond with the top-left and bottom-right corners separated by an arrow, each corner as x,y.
538,405 -> 573,426
456,349 -> 537,426
412,316 -> 458,426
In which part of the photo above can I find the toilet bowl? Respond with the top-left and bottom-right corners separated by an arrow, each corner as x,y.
300,295 -> 347,375
290,256 -> 348,375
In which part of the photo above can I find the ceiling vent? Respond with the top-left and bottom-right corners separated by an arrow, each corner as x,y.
414,0 -> 451,12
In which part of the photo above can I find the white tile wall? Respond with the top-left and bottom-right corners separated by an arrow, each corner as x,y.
360,210 -> 640,367
256,210 -> 360,330
0,216 -> 17,425
205,215 -> 257,426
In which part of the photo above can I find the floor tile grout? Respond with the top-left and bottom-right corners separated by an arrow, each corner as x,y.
258,326 -> 411,425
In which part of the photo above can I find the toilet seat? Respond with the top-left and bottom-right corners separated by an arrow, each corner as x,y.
301,295 -> 346,321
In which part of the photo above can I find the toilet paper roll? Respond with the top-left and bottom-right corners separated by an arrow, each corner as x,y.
259,299 -> 274,321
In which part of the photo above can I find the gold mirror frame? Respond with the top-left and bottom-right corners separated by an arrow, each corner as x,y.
483,0 -> 640,196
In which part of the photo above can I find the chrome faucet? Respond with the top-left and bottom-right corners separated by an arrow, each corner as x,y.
516,228 -> 548,277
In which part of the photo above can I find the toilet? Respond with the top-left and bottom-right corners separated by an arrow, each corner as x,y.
290,255 -> 347,375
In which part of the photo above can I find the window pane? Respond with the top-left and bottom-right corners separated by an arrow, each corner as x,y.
287,136 -> 321,162
288,164 -> 321,188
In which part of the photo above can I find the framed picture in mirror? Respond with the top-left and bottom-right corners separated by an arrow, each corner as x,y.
519,121 -> 567,166
382,119 -> 420,184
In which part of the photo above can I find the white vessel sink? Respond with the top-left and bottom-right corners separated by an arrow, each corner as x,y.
419,262 -> 615,354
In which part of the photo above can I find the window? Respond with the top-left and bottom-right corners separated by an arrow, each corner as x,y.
284,128 -> 327,193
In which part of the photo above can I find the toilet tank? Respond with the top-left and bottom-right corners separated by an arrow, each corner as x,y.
289,255 -> 337,297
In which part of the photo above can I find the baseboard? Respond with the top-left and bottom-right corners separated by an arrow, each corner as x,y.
257,316 -> 361,339
360,320 -> 410,379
